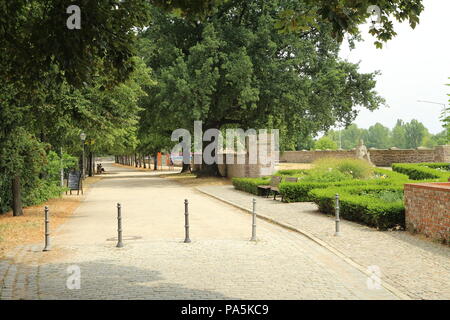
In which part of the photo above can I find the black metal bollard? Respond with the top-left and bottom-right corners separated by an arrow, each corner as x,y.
116,203 -> 124,248
184,199 -> 191,243
335,194 -> 341,236
43,206 -> 50,251
250,198 -> 257,241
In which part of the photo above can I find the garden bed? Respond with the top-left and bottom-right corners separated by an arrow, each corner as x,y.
309,185 -> 405,230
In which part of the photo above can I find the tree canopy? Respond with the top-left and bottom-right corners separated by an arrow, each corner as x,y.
137,0 -> 384,173
0,0 -> 429,212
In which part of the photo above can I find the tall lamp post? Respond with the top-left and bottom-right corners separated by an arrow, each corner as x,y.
80,132 -> 87,179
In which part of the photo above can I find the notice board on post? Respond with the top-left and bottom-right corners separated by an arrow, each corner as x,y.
67,171 -> 83,195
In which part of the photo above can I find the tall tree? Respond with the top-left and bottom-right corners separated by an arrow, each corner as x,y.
0,0 -> 151,215
363,123 -> 391,149
392,119 -> 407,149
138,1 -> 384,175
404,119 -> 428,149
314,137 -> 338,150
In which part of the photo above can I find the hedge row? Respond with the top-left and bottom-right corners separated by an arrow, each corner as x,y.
232,177 -> 270,195
279,168 -> 409,203
309,185 -> 405,230
273,169 -> 307,177
419,162 -> 450,171
392,163 -> 450,181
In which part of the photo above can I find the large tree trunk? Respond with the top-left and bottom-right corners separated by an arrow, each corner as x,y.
153,155 -> 158,170
88,152 -> 93,177
197,162 -> 221,177
197,129 -> 223,177
181,163 -> 191,173
12,176 -> 23,216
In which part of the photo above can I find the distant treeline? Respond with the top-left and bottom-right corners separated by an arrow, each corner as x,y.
299,119 -> 448,151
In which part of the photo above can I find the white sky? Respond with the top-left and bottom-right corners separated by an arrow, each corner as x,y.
339,0 -> 450,134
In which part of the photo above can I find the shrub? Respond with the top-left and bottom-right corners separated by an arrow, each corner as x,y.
279,168 -> 408,203
314,136 -> 338,150
0,150 -> 76,214
309,185 -> 405,230
22,179 -> 66,207
302,169 -> 352,182
311,158 -> 374,180
372,168 -> 409,182
419,162 -> 450,171
392,163 -> 450,181
274,169 -> 307,177
232,177 -> 270,195
280,179 -> 369,202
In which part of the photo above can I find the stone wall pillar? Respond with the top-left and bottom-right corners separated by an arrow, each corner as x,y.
434,145 -> 450,163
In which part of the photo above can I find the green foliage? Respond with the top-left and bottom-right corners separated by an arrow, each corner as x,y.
302,170 -> 352,183
327,124 -> 364,150
363,123 -> 391,149
43,151 -> 78,182
391,120 -> 407,149
273,0 -> 424,48
372,190 -> 404,203
0,149 -> 77,214
138,1 -> 383,155
323,119 -> 444,150
232,177 -> 270,195
234,163 -> 408,203
280,179 -> 366,203
404,120 -> 428,149
22,179 -> 65,208
309,185 -> 405,230
312,158 -> 374,180
392,163 -> 450,181
419,163 -> 450,171
274,169 -> 307,177
372,168 -> 410,181
314,137 -> 338,150
279,167 -> 407,203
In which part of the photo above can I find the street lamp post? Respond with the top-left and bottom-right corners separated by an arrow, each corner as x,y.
80,132 -> 87,179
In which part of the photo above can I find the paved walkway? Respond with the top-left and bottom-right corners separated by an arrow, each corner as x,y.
197,185 -> 450,300
0,163 -> 401,300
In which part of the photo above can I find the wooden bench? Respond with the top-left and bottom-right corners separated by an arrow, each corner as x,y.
258,176 -> 282,197
258,176 -> 299,200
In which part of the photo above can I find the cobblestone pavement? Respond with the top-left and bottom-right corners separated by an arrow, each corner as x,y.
197,185 -> 450,300
1,164 -> 398,300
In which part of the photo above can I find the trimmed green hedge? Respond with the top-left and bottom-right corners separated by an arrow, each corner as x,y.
232,177 -> 270,195
274,169 -> 307,177
392,163 -> 450,181
309,185 -> 405,230
279,168 -> 409,203
419,162 -> 450,171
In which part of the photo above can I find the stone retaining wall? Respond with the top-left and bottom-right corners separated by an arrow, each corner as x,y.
280,145 -> 450,166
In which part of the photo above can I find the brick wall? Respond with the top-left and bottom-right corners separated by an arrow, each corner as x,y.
404,183 -> 450,244
280,145 -> 450,166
